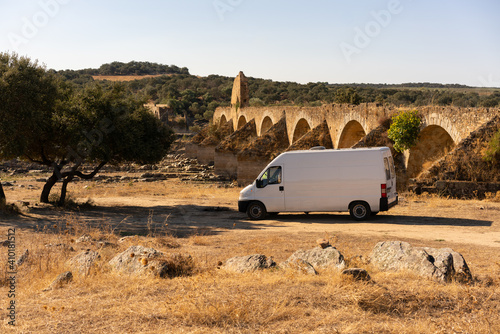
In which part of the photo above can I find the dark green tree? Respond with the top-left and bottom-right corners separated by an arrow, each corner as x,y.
0,53 -> 63,205
334,87 -> 362,105
0,53 -> 175,205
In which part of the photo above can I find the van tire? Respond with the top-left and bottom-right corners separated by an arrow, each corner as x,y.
349,202 -> 371,221
247,201 -> 267,220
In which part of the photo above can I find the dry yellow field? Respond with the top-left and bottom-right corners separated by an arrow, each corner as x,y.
1,177 -> 499,333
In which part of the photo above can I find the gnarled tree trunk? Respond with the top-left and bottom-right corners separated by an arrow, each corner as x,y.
40,172 -> 59,203
0,182 -> 6,205
52,161 -> 106,206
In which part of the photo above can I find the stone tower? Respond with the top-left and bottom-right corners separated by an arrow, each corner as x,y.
231,71 -> 249,108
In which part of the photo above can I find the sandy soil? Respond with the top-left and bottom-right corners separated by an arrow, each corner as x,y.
1,177 -> 499,249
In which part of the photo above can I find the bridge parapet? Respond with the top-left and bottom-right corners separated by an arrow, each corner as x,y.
214,104 -> 499,148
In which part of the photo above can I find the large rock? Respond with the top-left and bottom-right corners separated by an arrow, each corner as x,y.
222,254 -> 276,273
68,250 -> 101,275
369,241 -> 472,283
281,246 -> 346,271
109,245 -> 193,278
43,271 -> 73,291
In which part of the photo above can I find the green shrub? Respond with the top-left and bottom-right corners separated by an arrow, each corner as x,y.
484,129 -> 500,164
387,110 -> 422,152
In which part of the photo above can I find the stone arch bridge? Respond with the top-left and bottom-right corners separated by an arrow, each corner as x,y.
213,103 -> 498,179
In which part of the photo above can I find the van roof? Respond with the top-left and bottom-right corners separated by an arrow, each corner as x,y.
283,147 -> 390,155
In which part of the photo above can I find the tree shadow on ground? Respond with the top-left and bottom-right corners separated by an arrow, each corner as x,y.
0,205 -> 493,239
0,203 -> 282,238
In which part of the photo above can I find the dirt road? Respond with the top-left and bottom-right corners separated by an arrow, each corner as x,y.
1,179 -> 499,248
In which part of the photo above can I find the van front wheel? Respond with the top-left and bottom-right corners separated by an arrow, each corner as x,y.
349,202 -> 371,221
247,202 -> 267,220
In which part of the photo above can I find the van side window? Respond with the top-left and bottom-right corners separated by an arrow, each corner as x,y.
258,166 -> 282,188
389,156 -> 396,176
383,158 -> 391,180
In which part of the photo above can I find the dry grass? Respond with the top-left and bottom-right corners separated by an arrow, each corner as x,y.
1,223 -> 499,333
1,180 -> 500,333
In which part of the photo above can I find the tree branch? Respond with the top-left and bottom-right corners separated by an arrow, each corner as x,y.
24,153 -> 47,166
73,161 -> 107,180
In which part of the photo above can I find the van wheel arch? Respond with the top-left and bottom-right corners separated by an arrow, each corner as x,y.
246,201 -> 267,220
349,201 -> 371,221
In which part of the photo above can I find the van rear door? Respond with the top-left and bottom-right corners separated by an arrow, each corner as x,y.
383,155 -> 398,207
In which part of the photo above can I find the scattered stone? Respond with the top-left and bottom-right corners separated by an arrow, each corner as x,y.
109,245 -> 193,278
16,249 -> 29,266
341,268 -> 371,281
67,249 -> 101,275
28,169 -> 44,174
43,271 -> 73,291
75,234 -> 93,243
223,254 -> 276,273
96,240 -> 118,249
118,236 -> 137,243
140,172 -> 164,178
316,238 -> 331,249
45,243 -> 75,252
1,240 -> 10,247
1,181 -> 14,187
369,241 -> 473,283
282,247 -> 346,271
421,246 -> 473,283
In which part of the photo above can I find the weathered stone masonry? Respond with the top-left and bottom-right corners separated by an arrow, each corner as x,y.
200,72 -> 500,185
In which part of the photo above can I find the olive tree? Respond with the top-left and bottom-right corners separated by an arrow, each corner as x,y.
0,53 -> 175,205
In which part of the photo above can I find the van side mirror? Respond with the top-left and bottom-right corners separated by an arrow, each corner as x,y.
256,179 -> 263,188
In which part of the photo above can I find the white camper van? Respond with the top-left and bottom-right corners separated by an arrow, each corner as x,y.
238,147 -> 398,221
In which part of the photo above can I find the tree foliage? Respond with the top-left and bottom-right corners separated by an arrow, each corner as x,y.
387,110 -> 422,152
0,53 -> 174,205
56,63 -> 500,129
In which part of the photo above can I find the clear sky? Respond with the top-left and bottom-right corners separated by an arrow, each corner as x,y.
1,0 -> 499,87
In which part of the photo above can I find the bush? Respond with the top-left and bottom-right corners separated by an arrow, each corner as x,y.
484,129 -> 500,164
387,110 -> 422,152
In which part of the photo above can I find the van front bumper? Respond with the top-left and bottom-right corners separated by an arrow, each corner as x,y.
238,200 -> 250,213
380,195 -> 398,211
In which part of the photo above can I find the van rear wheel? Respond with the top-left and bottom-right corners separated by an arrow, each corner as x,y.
349,202 -> 371,221
247,202 -> 267,220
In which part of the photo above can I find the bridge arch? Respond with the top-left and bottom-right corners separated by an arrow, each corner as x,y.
407,125 -> 455,178
292,118 -> 311,143
338,120 -> 366,148
237,115 -> 247,130
219,114 -> 228,127
261,116 -> 274,135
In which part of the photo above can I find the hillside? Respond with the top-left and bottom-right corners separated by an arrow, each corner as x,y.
54,61 -> 500,130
